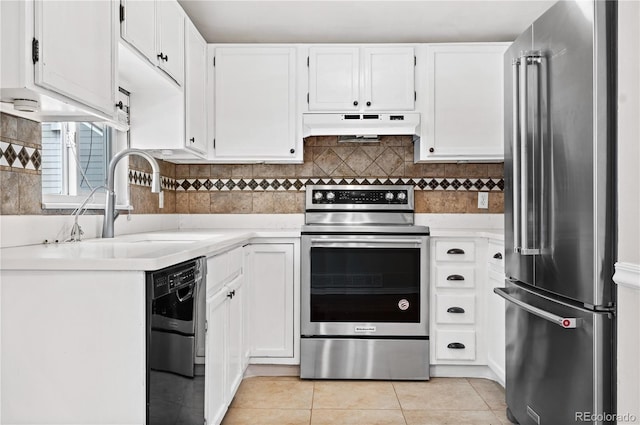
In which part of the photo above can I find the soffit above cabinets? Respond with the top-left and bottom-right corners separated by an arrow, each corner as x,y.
177,1 -> 555,44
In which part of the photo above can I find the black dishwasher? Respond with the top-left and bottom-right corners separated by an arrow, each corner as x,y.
146,257 -> 206,425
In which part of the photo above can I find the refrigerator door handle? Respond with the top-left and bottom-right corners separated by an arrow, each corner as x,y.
511,57 -> 521,252
494,287 -> 578,329
513,51 -> 542,256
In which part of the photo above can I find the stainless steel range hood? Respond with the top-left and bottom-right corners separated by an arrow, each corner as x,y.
302,113 -> 420,140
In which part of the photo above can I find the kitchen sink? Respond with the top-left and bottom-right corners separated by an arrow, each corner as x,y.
83,232 -> 222,244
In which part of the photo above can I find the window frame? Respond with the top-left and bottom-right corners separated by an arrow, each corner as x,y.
41,122 -> 132,211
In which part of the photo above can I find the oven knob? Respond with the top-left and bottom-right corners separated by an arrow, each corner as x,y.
385,192 -> 394,201
314,192 -> 324,201
326,192 -> 336,201
397,192 -> 407,201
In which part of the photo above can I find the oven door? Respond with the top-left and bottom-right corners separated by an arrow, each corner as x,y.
301,233 -> 429,337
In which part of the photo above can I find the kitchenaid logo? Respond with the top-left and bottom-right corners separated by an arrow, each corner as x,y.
575,412 -> 637,422
354,326 -> 376,333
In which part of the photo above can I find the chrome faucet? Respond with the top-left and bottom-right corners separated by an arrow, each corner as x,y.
102,148 -> 162,238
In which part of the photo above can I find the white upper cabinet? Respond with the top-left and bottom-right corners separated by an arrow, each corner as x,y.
156,0 -> 184,85
185,19 -> 207,155
119,0 -> 156,62
212,46 -> 302,163
362,47 -> 415,111
34,0 -> 116,116
415,43 -> 509,162
308,47 -> 360,111
119,0 -> 184,86
1,0 -> 117,121
308,46 -> 415,112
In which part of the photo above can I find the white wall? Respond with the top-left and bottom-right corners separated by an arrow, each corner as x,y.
616,1 -> 640,422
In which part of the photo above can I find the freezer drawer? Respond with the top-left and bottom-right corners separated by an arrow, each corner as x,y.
496,282 -> 614,425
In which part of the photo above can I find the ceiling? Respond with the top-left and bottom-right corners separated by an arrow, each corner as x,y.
177,0 -> 556,44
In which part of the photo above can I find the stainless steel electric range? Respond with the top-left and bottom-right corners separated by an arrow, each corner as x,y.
300,185 -> 430,380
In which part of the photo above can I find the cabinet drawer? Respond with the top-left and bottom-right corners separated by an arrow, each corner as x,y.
435,266 -> 476,288
436,294 -> 475,324
434,241 -> 476,262
436,330 -> 476,361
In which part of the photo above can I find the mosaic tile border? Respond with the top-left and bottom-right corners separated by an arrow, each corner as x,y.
129,169 -> 178,191
0,141 -> 41,170
174,177 -> 504,192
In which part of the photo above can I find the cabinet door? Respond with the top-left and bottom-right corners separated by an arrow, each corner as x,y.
308,47 -> 360,111
423,44 -> 507,160
34,0 -> 116,116
185,20 -> 208,155
156,0 -> 184,85
363,47 -> 415,111
214,47 -> 298,161
247,244 -> 295,358
120,0 -> 156,63
205,289 -> 228,425
226,275 -> 245,400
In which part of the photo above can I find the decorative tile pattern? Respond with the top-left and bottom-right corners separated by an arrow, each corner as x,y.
0,141 -> 41,170
128,169 -> 178,190
174,177 -> 504,192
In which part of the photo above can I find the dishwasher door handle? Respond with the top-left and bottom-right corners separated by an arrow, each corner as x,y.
494,287 -> 578,329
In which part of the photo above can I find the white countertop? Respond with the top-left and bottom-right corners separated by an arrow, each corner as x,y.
429,228 -> 504,240
0,229 -> 300,271
0,224 -> 503,272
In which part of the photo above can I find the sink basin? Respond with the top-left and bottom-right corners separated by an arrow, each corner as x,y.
83,232 -> 222,244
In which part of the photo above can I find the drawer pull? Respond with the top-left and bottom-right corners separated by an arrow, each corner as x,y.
493,252 -> 503,259
446,274 -> 465,281
447,306 -> 465,314
447,248 -> 465,255
447,342 -> 466,349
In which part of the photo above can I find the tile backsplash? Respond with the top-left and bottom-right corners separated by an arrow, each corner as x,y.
171,136 -> 504,214
1,113 -> 503,216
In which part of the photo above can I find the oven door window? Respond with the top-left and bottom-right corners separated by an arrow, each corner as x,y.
310,247 -> 420,322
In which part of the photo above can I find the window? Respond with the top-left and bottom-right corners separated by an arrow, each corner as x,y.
40,122 -> 130,209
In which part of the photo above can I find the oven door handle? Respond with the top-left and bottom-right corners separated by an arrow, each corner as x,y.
309,238 -> 425,245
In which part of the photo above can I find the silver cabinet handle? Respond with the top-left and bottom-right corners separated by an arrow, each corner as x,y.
494,287 -> 578,329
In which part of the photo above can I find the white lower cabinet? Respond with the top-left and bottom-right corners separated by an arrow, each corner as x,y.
430,235 -> 506,385
204,239 -> 299,425
205,287 -> 229,425
486,239 -> 506,385
205,249 -> 247,425
246,242 -> 298,362
430,238 -> 485,366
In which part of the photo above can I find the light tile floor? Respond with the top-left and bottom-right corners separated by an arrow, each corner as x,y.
222,376 -> 510,425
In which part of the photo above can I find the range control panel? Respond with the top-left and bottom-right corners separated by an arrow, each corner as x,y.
307,185 -> 414,209
311,189 -> 409,205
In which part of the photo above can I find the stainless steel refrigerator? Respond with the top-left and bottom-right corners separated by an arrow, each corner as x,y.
496,1 -> 617,424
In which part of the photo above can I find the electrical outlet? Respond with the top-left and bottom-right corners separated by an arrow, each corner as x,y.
478,192 -> 489,209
